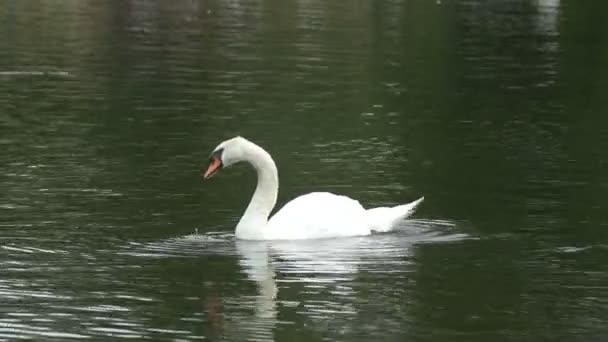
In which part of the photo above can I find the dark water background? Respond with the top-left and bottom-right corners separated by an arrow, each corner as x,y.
2,0 -> 608,340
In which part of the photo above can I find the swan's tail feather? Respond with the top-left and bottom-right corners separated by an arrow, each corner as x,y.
393,196 -> 424,218
366,196 -> 424,233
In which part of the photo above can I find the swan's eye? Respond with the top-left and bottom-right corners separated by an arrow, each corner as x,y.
209,148 -> 224,162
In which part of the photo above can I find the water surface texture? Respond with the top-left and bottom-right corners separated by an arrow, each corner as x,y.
2,0 -> 608,341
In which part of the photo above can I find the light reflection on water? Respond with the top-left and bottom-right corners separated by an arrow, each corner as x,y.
0,220 -> 469,341
2,218 -> 607,340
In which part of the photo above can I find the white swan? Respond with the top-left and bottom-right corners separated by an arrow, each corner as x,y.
203,137 -> 424,240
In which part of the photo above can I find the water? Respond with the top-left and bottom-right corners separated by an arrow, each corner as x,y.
1,0 -> 608,340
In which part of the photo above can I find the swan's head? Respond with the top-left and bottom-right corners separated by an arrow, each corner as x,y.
203,136 -> 249,179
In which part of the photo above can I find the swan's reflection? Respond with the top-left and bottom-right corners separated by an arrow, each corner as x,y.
235,240 -> 277,320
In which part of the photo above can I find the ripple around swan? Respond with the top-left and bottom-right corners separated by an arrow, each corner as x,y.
120,219 -> 471,261
121,231 -> 237,258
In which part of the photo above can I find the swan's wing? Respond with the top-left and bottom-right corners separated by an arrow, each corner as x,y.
265,192 -> 370,239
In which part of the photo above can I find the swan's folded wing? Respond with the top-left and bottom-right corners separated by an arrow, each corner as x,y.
265,192 -> 370,239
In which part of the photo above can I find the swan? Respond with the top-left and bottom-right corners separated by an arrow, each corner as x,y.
203,136 -> 424,240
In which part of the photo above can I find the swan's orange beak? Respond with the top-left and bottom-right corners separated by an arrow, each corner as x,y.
204,157 -> 222,179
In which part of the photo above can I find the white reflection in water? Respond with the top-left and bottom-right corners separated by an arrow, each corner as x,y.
236,220 -> 469,335
534,0 -> 560,37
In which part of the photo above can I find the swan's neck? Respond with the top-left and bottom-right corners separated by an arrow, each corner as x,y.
236,143 -> 278,239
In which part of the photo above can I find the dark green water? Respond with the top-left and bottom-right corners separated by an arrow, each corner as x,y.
2,0 -> 608,340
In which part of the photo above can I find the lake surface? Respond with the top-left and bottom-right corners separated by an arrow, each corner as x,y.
2,0 -> 608,340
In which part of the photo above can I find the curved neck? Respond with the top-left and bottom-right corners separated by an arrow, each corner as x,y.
236,142 -> 278,239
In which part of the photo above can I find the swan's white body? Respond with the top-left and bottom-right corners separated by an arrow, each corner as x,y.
204,137 -> 424,240
261,192 -> 424,240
